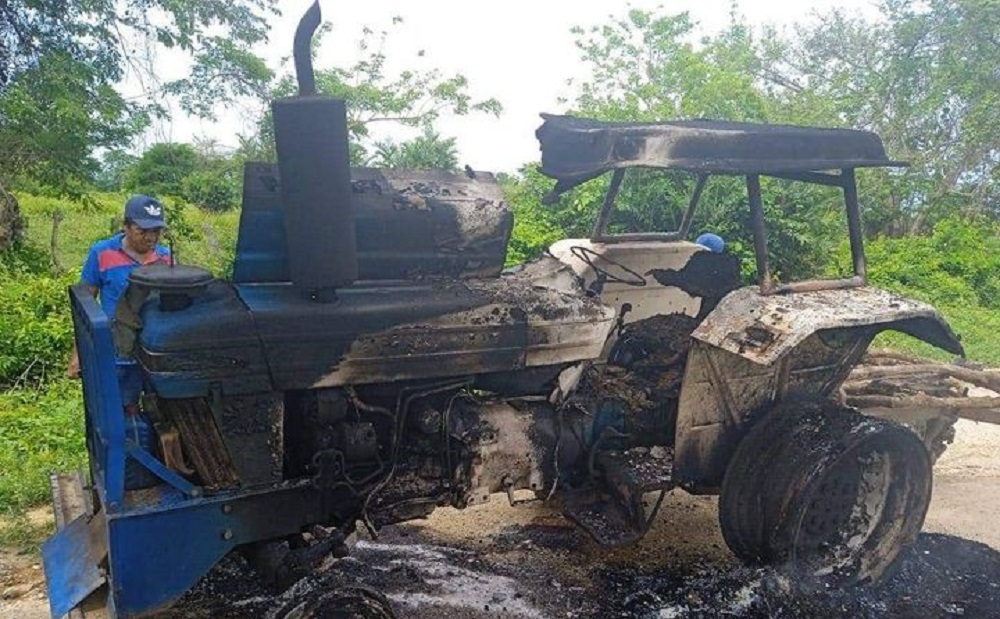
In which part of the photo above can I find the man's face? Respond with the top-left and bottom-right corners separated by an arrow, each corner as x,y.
124,223 -> 163,254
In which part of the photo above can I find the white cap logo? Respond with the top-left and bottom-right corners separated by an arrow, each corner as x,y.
144,204 -> 162,216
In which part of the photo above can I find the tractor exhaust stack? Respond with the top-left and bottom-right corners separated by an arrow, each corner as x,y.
272,0 -> 358,298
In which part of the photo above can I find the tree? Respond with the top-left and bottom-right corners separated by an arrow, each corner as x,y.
181,142 -> 242,211
371,129 -> 459,170
0,0 -> 279,248
122,142 -> 241,211
94,151 -> 141,193
765,0 -> 1000,233
124,144 -> 200,198
569,8 -> 773,123
253,17 -> 502,165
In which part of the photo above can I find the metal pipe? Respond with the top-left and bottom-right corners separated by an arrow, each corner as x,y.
769,275 -> 866,295
591,172 -> 708,244
843,168 -> 867,283
768,170 -> 847,188
590,231 -> 684,243
747,175 -> 772,294
590,169 -> 626,241
294,1 -> 322,96
677,173 -> 708,239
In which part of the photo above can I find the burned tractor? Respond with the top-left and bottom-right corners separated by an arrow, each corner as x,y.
44,3 -> 965,618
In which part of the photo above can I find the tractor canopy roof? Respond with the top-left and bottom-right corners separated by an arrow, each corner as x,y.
536,114 -> 905,197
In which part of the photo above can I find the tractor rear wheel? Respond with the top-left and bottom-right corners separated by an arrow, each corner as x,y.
718,397 -> 932,590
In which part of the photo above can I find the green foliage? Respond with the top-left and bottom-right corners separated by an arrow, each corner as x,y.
570,9 -> 771,123
259,16 -> 502,165
122,141 -> 242,212
875,303 -> 1000,367
0,245 -> 76,388
372,129 -> 459,170
165,37 -> 274,119
837,217 -> 1000,310
0,0 -> 278,196
124,143 -> 201,198
0,381 -> 86,515
499,167 -> 566,265
764,1 -> 1000,232
180,156 -> 242,212
171,205 -> 242,279
0,51 -> 139,197
93,151 -> 140,193
827,217 -> 1000,365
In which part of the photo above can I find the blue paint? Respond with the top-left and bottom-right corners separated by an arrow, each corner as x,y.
105,483 -> 320,617
42,514 -> 106,618
123,416 -> 158,490
70,285 -> 128,509
50,288 -> 332,617
125,440 -> 200,498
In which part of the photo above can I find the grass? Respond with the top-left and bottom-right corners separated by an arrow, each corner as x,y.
17,191 -> 241,279
0,381 -> 87,514
0,509 -> 54,552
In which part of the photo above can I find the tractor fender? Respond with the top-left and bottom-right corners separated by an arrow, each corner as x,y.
673,286 -> 963,486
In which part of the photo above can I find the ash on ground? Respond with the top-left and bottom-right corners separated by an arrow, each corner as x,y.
162,525 -> 1000,619
601,534 -> 1000,618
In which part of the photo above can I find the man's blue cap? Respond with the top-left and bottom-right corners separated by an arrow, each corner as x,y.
695,232 -> 725,253
124,195 -> 167,229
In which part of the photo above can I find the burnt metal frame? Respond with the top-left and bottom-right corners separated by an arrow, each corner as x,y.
590,169 -> 708,243
590,167 -> 867,296
749,169 -> 866,295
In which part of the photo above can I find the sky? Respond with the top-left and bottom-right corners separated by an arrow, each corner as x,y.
157,0 -> 880,173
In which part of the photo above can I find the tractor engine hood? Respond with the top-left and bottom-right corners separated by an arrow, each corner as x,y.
133,277 -> 617,399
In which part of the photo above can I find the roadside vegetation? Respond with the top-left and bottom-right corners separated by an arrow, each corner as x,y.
3,0 -> 1000,548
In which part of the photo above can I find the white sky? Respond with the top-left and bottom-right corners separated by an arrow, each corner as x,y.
159,0 -> 880,173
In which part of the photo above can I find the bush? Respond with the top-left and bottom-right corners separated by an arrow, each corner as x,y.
0,244 -> 75,387
858,217 -> 1000,310
829,217 -> 1000,365
123,143 -> 200,198
0,380 -> 86,515
181,159 -> 241,212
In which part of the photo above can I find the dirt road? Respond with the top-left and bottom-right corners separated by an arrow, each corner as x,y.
3,420 -> 999,619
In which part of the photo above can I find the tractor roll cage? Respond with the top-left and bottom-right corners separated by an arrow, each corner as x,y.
536,114 -> 908,296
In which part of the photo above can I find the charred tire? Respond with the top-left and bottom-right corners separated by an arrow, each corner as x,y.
718,397 -> 932,590
272,586 -> 396,619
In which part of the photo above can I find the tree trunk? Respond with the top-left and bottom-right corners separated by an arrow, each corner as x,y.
0,182 -> 26,251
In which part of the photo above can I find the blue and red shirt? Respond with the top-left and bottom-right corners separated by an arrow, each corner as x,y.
81,233 -> 171,319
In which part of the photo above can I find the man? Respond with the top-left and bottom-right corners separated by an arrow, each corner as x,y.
67,195 -> 171,393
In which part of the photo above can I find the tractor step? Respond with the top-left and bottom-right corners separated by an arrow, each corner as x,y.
563,488 -> 648,546
563,446 -> 675,547
598,446 -> 675,496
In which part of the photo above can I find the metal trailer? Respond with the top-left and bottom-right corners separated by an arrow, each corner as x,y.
42,2 -> 967,617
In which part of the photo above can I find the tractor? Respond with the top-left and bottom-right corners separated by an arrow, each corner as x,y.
43,2 -> 964,617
